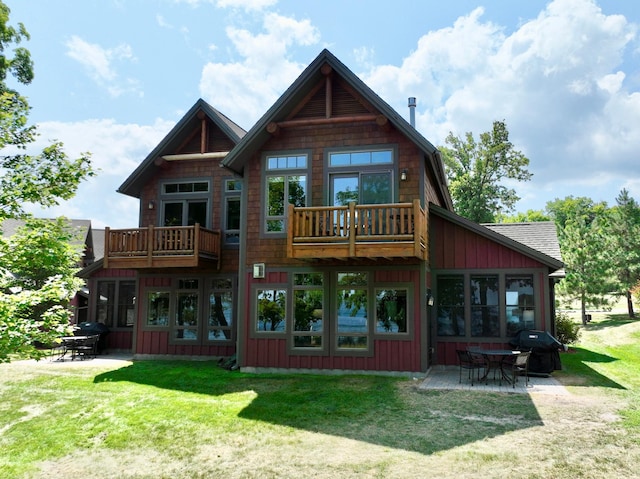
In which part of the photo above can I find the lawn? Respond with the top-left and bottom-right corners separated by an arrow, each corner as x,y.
1,313 -> 640,479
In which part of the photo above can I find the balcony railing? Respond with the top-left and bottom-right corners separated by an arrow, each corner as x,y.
287,199 -> 428,260
103,224 -> 221,269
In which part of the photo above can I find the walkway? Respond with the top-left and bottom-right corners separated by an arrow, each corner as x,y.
420,365 -> 570,395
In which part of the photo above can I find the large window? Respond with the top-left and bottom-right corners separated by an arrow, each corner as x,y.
375,288 -> 408,334
160,179 -> 210,228
470,275 -> 500,337
505,275 -> 535,336
293,273 -> 324,349
436,275 -> 465,336
336,272 -> 369,350
436,272 -> 540,339
143,276 -> 235,344
145,290 -> 170,327
175,279 -> 199,340
264,154 -> 307,233
256,288 -> 286,332
96,280 -> 136,328
208,279 -> 234,341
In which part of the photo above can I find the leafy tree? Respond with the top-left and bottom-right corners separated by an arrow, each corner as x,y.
0,219 -> 83,361
0,3 -> 94,361
608,189 -> 640,318
440,120 -> 532,223
0,2 -> 94,221
496,209 -> 550,223
547,197 -> 613,324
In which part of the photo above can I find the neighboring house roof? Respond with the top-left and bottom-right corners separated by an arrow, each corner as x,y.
222,48 -> 454,211
429,203 -> 565,271
92,228 -> 105,261
0,218 -> 97,268
118,98 -> 247,198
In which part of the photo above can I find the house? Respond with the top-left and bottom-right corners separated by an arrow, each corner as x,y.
80,49 -> 563,372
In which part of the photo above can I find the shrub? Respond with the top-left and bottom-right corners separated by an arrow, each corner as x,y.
555,311 -> 581,345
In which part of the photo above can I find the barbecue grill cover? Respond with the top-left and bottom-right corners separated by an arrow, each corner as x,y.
75,322 -> 110,353
509,330 -> 562,373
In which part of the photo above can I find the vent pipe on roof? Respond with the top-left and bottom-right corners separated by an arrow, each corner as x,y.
408,97 -> 416,128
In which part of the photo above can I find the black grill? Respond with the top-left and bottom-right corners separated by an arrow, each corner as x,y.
508,329 -> 562,374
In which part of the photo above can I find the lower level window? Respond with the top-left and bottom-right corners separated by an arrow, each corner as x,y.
436,276 -> 465,336
375,289 -> 408,334
175,280 -> 199,340
293,273 -> 324,348
506,275 -> 535,336
470,275 -> 500,337
256,288 -> 286,332
96,279 -> 135,328
336,272 -> 368,350
208,279 -> 234,341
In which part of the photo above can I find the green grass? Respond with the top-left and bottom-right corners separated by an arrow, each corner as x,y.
1,313 -> 640,478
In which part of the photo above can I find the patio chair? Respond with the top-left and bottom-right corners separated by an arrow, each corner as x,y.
456,349 -> 486,386
74,335 -> 100,360
509,351 -> 531,388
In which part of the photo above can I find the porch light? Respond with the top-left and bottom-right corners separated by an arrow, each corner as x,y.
148,200 -> 155,210
400,169 -> 408,181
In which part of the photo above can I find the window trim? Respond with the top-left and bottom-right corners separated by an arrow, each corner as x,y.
373,283 -> 413,338
288,272 -> 327,355
94,278 -> 137,330
251,284 -> 288,338
261,150 -> 311,237
434,269 -> 543,340
159,177 -> 212,228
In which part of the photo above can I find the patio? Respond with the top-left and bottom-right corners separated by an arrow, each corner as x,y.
420,365 -> 570,395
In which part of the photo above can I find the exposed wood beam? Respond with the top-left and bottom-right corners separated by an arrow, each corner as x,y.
270,114 -> 380,130
161,152 -> 229,161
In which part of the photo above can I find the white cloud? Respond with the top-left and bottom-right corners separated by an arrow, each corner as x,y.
23,118 -> 174,228
65,35 -> 142,98
198,12 -> 320,128
361,0 -> 639,210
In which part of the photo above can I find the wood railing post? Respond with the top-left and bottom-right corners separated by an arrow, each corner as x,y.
287,204 -> 295,258
104,227 -> 110,268
348,201 -> 356,256
194,224 -> 200,257
147,225 -> 154,266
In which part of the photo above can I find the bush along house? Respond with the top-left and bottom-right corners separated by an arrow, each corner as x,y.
80,49 -> 564,372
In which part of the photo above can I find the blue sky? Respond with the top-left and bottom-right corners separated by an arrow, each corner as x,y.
6,0 -> 640,228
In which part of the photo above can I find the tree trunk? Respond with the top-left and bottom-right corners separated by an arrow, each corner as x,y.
581,292 -> 587,325
627,290 -> 635,319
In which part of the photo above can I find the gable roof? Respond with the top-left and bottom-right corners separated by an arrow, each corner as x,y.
118,98 -> 246,198
482,222 -> 563,263
429,203 -> 564,271
222,48 -> 453,210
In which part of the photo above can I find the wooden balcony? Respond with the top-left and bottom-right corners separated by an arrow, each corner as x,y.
287,199 -> 428,261
103,224 -> 221,269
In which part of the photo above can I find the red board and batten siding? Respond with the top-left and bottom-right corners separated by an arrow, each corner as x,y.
243,269 -> 423,372
133,276 -> 234,358
431,214 -> 552,366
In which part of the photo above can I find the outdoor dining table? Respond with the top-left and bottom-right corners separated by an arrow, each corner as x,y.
52,336 -> 92,361
471,349 -> 521,385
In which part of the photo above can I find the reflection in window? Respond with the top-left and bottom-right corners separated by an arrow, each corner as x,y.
265,154 -> 307,233
97,280 -> 135,328
175,280 -> 199,340
336,272 -> 368,349
436,276 -> 465,336
470,275 -> 500,337
375,289 -> 407,333
146,291 -> 170,327
506,275 -> 535,336
256,289 -> 286,332
293,273 -> 324,348
209,279 -> 234,341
